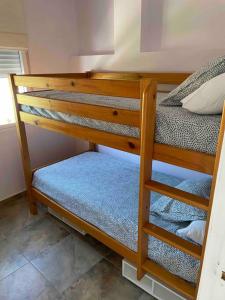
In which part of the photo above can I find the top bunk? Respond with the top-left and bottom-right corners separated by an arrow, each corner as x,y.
10,71 -> 222,175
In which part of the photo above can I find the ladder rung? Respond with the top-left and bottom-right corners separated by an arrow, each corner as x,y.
145,180 -> 209,211
143,223 -> 202,259
142,258 -> 196,300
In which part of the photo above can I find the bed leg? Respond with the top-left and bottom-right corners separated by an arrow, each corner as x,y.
27,191 -> 38,215
29,201 -> 38,215
89,142 -> 96,151
9,74 -> 37,215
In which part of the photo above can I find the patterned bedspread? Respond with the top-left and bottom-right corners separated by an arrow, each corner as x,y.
33,152 -> 201,283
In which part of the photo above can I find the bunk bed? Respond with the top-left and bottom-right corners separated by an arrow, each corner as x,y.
10,71 -> 225,300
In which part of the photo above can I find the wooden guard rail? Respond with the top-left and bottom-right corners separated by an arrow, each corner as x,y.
145,180 -> 209,211
143,223 -> 202,259
14,75 -> 141,98
17,93 -> 140,127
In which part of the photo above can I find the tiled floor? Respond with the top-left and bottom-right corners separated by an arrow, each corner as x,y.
0,197 -> 156,300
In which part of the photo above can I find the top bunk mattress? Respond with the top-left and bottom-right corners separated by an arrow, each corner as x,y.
21,90 -> 221,155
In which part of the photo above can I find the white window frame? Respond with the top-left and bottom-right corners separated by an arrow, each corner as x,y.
0,49 -> 30,131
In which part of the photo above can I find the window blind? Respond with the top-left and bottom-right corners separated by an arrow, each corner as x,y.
0,50 -> 23,76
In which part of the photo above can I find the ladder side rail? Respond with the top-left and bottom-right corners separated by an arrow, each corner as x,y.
137,79 -> 157,279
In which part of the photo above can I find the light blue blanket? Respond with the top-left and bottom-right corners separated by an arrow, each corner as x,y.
33,152 -> 205,283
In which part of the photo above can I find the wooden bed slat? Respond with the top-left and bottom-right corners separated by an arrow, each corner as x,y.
145,180 -> 209,211
14,76 -> 141,98
19,112 -> 140,154
143,223 -> 202,259
153,143 -> 215,175
142,259 -> 196,300
19,110 -> 215,174
17,93 -> 140,127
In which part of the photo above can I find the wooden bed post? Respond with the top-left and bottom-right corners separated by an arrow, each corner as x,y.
89,142 -> 97,151
9,74 -> 37,215
137,79 -> 157,279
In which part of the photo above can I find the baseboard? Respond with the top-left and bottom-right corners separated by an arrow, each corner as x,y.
0,190 -> 26,205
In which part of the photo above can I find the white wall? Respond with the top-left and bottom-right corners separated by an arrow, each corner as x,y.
0,0 -> 27,48
23,0 -> 78,73
0,0 -> 86,201
74,0 -> 114,56
197,131 -> 225,300
72,0 -> 225,72
71,0 -> 221,179
0,124 -> 86,201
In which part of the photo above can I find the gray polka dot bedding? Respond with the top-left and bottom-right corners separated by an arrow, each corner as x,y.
21,90 -> 221,155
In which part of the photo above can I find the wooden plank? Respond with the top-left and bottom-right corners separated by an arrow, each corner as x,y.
145,180 -> 209,211
143,223 -> 202,259
153,143 -> 215,175
142,259 -> 196,300
19,112 -> 140,154
89,71 -> 191,84
32,187 -> 137,264
9,74 -> 37,215
19,113 -> 214,174
21,72 -> 88,78
14,76 -> 141,98
17,93 -> 140,127
137,79 -> 157,279
196,103 -> 225,298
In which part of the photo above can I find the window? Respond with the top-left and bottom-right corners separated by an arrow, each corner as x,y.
0,50 -> 24,125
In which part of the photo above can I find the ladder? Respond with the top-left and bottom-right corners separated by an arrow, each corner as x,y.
137,80 -> 225,300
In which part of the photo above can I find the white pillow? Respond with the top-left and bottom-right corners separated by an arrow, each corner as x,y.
181,72 -> 225,114
177,220 -> 206,245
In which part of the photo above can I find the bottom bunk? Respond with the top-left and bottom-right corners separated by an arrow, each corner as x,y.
31,151 -> 211,298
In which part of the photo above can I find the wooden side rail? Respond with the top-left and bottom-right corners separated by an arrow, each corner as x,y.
17,93 -> 140,127
14,76 -> 141,98
32,187 -> 137,264
20,112 -> 140,154
21,72 -> 88,78
32,185 -> 196,299
89,71 -> 192,84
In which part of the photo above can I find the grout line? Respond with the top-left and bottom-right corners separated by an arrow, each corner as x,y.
0,261 -> 29,282
30,261 -> 62,295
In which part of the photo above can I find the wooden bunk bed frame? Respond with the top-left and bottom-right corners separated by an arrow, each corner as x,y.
9,71 -> 225,300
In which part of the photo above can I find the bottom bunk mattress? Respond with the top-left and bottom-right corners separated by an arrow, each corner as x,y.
32,152 -> 206,283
